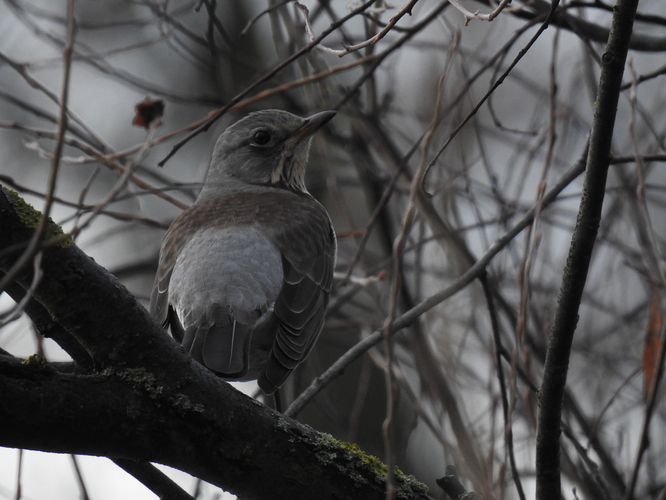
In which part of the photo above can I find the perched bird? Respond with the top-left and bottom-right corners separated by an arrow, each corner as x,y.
150,109 -> 336,396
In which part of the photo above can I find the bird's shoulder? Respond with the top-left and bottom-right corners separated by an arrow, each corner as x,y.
172,189 -> 330,240
159,190 -> 333,269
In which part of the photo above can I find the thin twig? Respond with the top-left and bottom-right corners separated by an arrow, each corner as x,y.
0,51 -> 108,151
285,143 -> 588,418
76,54 -> 375,167
67,125 -> 158,240
112,459 -> 196,500
622,59 -> 666,500
378,65 -> 454,499
296,0 -> 418,57
449,0 -> 513,25
0,0 -> 76,294
421,1 -> 560,192
240,0 -> 291,37
69,455 -> 91,500
480,276 -> 526,500
157,0 -> 377,166
14,448 -> 22,500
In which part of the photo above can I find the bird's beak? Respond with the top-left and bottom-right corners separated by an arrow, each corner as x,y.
291,110 -> 336,140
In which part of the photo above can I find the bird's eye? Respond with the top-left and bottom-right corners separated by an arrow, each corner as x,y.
252,130 -> 271,145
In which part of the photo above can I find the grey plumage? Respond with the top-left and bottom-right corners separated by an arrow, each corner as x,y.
150,110 -> 336,395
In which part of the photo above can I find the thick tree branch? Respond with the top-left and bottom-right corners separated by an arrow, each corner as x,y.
0,186 -> 431,500
535,1 -> 640,499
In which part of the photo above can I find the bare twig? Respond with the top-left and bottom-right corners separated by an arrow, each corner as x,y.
112,459 -> 195,500
67,125 -> 158,240
536,0 -> 640,497
0,51 -> 108,151
622,60 -> 666,500
421,1 -> 560,192
157,0 -> 377,166
240,0 -> 291,37
69,455 -> 90,500
296,0 -> 419,57
449,0 -> 513,25
0,0 -> 77,294
14,449 -> 22,500
481,276 -> 526,500
286,128 -> 590,421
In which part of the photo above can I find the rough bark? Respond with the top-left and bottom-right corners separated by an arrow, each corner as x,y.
0,186 -> 431,500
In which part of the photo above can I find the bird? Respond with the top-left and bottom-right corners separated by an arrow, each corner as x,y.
150,109 -> 337,398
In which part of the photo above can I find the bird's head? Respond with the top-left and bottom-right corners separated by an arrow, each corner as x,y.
201,109 -> 335,198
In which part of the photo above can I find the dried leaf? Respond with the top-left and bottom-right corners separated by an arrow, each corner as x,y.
132,97 -> 164,129
643,287 -> 663,399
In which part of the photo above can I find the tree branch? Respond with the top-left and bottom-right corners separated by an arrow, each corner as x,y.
535,0 -> 640,498
475,0 -> 666,51
111,459 -> 195,500
0,186 -> 431,500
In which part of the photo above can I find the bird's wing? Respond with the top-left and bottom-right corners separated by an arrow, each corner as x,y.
149,203 -> 205,328
258,194 -> 336,394
149,195 -> 279,376
149,266 -> 173,327
149,191 -> 335,391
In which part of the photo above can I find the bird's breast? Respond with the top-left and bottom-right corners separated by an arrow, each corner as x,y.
169,225 -> 283,328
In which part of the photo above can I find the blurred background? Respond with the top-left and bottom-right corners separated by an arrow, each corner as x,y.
1,0 -> 666,498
